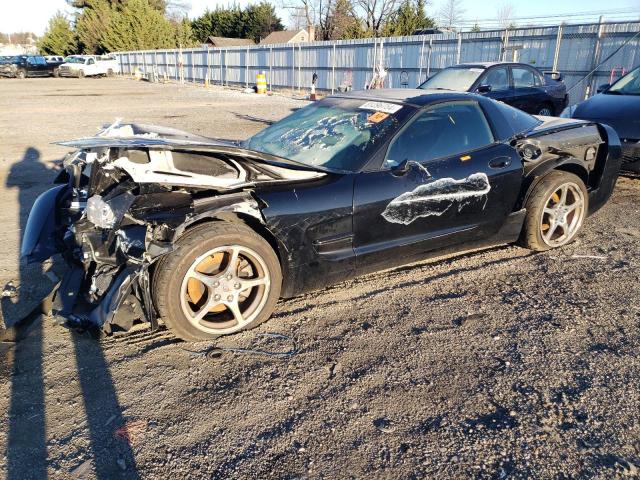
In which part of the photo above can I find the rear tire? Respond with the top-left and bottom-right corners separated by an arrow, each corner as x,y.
107,68 -> 114,77
77,70 -> 85,78
519,171 -> 588,251
153,222 -> 282,341
52,68 -> 60,78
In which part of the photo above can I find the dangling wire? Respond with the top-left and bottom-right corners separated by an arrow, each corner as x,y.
182,333 -> 297,359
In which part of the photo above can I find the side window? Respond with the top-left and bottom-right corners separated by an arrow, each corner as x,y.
26,57 -> 37,65
88,58 -> 95,65
385,102 -> 495,168
480,66 -> 509,91
512,67 -> 536,87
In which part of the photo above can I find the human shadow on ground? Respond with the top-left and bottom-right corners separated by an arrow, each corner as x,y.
3,147 -> 141,479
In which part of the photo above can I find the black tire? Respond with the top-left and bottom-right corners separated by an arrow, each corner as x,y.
153,222 -> 282,341
519,171 -> 588,251
537,103 -> 554,116
52,68 -> 60,78
16,69 -> 26,79
106,68 -> 114,77
77,70 -> 85,78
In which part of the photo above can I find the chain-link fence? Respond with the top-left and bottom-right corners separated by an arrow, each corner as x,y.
114,20 -> 640,106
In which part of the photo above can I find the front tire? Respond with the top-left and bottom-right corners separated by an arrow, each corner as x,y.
16,69 -> 26,79
520,171 -> 588,251
153,222 -> 282,341
537,104 -> 554,116
77,70 -> 85,78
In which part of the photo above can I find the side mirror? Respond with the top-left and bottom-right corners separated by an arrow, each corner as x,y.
391,159 -> 412,176
390,159 -> 431,179
477,84 -> 492,93
597,83 -> 610,93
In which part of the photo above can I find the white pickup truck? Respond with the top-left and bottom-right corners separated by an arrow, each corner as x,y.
58,55 -> 120,78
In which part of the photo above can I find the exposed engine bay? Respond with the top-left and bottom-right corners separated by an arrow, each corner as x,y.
24,123 -> 325,334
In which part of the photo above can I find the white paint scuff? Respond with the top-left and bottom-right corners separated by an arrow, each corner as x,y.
382,172 -> 491,225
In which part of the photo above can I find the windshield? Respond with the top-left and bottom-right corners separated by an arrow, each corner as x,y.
243,97 -> 413,172
418,66 -> 485,91
607,67 -> 640,95
65,56 -> 87,64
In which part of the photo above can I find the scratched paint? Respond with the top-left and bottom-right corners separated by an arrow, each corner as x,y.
382,172 -> 491,225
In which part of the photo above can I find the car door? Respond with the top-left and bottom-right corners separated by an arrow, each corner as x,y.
476,66 -> 512,103
25,57 -> 39,76
34,56 -> 49,76
510,66 -> 544,114
353,100 -> 523,274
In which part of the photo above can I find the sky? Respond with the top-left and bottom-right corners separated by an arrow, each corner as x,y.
1,0 -> 639,36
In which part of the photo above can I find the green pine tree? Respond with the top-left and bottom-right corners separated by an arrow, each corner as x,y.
100,0 -> 175,51
75,0 -> 114,54
383,0 -> 436,37
242,2 -> 284,42
172,17 -> 197,48
38,12 -> 77,55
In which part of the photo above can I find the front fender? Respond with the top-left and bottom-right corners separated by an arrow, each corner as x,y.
21,184 -> 68,263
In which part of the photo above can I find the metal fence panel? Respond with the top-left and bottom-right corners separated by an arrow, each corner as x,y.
114,21 -> 640,106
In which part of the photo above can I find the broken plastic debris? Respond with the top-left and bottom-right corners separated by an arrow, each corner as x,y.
382,172 -> 491,225
2,281 -> 17,298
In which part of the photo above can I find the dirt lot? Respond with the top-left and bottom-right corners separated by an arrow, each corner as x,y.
1,77 -> 639,480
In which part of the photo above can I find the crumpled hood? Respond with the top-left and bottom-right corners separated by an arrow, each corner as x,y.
531,115 -> 590,131
573,93 -> 640,140
57,122 -> 327,190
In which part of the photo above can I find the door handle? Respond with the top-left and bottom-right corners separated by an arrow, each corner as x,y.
488,157 -> 512,169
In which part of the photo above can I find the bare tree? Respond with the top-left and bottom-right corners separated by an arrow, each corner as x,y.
496,2 -> 516,29
352,0 -> 400,35
437,0 -> 465,30
281,0 -> 338,39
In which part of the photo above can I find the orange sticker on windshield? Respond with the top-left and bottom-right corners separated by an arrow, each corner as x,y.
368,111 -> 389,123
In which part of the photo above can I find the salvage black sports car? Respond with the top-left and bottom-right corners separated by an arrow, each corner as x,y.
562,65 -> 640,173
419,62 -> 568,116
22,90 -> 621,340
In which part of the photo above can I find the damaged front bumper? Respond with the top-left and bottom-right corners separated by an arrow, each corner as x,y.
21,122 -> 323,334
22,178 -> 175,334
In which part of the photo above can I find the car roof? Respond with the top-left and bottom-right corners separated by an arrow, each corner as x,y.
332,88 -> 480,107
452,62 -> 538,69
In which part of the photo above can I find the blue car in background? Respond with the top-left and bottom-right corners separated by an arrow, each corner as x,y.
562,65 -> 640,173
418,62 -> 568,116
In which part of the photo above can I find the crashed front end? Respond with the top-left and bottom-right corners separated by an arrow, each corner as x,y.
21,123 -> 323,334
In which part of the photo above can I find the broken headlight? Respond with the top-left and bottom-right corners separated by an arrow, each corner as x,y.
86,192 -> 136,229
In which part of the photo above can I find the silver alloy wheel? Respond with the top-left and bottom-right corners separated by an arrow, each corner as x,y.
539,182 -> 585,247
179,245 -> 271,335
538,107 -> 553,116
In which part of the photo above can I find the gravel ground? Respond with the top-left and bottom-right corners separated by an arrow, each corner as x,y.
0,77 -> 639,480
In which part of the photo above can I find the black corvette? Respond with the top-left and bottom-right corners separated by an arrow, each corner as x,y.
562,65 -> 640,173
419,62 -> 568,116
22,90 -> 621,340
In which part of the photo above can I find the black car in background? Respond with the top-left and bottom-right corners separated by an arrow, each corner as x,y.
419,62 -> 568,116
562,65 -> 640,173
0,55 -> 59,78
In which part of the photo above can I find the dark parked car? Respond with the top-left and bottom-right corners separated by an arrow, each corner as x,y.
419,62 -> 568,116
22,90 -> 621,340
0,55 -> 59,78
562,65 -> 640,173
